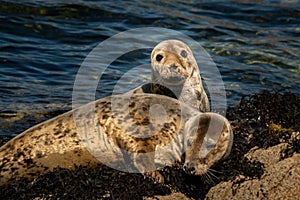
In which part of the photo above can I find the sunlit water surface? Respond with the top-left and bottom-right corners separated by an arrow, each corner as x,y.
0,0 -> 299,135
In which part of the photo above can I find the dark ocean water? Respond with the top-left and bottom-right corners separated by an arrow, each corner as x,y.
0,0 -> 299,136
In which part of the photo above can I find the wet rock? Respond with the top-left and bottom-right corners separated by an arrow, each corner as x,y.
144,192 -> 191,200
206,152 -> 300,200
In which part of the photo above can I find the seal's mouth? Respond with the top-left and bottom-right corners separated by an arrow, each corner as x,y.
183,163 -> 197,175
152,64 -> 187,87
183,162 -> 208,176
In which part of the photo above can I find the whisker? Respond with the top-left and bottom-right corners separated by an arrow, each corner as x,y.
200,169 -> 220,185
207,171 -> 216,185
208,168 -> 221,174
203,172 -> 214,185
207,170 -> 219,181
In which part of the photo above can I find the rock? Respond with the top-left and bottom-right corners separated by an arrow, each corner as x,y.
244,143 -> 289,168
144,192 -> 192,200
205,146 -> 300,200
204,91 -> 300,200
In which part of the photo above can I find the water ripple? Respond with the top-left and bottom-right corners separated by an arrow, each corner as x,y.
0,0 -> 299,135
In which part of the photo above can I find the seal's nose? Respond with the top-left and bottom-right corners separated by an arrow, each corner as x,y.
169,64 -> 177,72
183,163 -> 196,174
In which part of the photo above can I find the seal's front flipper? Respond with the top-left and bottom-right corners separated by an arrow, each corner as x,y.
133,151 -> 164,184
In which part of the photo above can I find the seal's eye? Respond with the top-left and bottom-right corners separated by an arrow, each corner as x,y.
180,50 -> 187,58
156,54 -> 163,62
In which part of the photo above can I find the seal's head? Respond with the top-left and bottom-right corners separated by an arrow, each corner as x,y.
151,40 -> 209,112
183,113 -> 233,176
151,40 -> 199,87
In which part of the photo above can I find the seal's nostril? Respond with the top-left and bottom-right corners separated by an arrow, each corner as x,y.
183,165 -> 187,172
183,163 -> 195,174
170,64 -> 177,71
156,54 -> 163,62
190,166 -> 195,172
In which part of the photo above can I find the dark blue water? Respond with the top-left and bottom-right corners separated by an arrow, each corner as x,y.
0,0 -> 299,136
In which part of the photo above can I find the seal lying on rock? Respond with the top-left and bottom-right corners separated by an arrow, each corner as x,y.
0,40 -> 232,185
0,92 -> 232,185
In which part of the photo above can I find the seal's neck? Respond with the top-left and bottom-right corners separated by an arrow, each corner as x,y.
188,68 -> 210,112
151,71 -> 184,99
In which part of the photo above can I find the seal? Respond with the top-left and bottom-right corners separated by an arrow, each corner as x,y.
0,93 -> 232,185
132,40 -> 210,112
0,40 -> 230,185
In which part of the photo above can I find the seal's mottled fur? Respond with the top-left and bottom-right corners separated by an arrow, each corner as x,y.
0,93 -> 232,185
0,40 -> 232,185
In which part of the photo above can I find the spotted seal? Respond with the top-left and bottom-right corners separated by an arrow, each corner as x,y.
0,40 -> 231,185
0,93 -> 232,185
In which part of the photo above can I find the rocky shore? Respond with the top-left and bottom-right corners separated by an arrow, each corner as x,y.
0,90 -> 299,199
